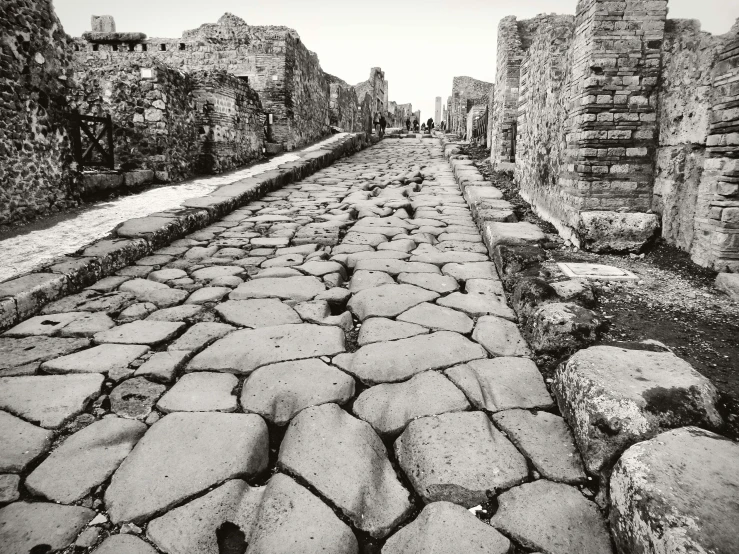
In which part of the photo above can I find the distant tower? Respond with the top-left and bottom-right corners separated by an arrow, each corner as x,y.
435,97 -> 442,124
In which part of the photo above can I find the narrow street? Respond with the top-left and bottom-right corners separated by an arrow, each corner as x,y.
1,137 -> 610,553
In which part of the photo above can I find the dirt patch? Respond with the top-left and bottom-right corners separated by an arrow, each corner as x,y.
463,144 -> 739,439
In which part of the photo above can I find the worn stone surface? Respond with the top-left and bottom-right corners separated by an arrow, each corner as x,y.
357,317 -> 428,346
397,302 -> 473,333
188,324 -> 345,375
490,480 -> 613,554
396,272 -> 459,293
0,474 -> 20,504
353,371 -> 470,436
0,374 -> 103,429
445,358 -> 553,412
0,410 -> 54,472
230,276 -> 326,301
26,417 -> 147,503
0,336 -> 90,377
395,411 -> 528,506
610,427 -> 739,554
278,403 -> 413,538
135,351 -> 190,383
105,412 -> 269,523
92,535 -> 159,554
157,372 -> 238,413
348,284 -> 439,320
492,409 -> 586,483
241,358 -> 354,425
94,320 -> 185,345
41,344 -> 150,378
345,331 -> 486,384
215,299 -> 301,327
110,377 -> 167,420
472,316 -> 531,357
0,502 -> 95,554
554,345 -> 722,473
382,501 -> 511,554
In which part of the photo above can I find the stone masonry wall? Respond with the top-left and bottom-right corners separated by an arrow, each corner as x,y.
515,15 -> 576,220
73,14 -> 330,150
355,67 -> 387,119
653,20 -> 725,255
449,76 -> 491,138
68,58 -> 200,182
329,83 -> 359,131
191,71 -> 265,174
0,0 -> 78,226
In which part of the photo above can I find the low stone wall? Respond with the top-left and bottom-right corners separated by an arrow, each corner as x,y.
68,58 -> 199,182
0,133 -> 369,332
0,0 -> 79,227
191,71 -> 265,174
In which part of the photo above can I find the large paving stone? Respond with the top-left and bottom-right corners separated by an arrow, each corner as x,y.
230,276 -> 325,301
0,336 -> 90,377
353,371 -> 470,436
397,302 -> 473,333
472,316 -> 531,357
0,502 -> 95,554
395,411 -> 528,507
397,272 -> 459,293
248,473 -> 359,554
119,279 -> 188,307
441,262 -> 497,281
94,320 -> 185,346
188,324 -> 345,375
348,284 -> 439,320
215,299 -> 301,328
382,501 -> 511,554
0,410 -> 53,472
490,480 -> 613,554
492,409 -> 586,484
93,535 -> 158,554
553,345 -> 723,474
41,344 -> 150,378
167,322 -> 234,353
105,412 -> 269,524
344,331 -> 486,385
610,426 -> 739,554
278,403 -> 413,538
0,374 -> 103,429
445,358 -> 553,412
110,377 -> 167,420
437,291 -> 516,320
147,479 -> 264,554
357,317 -> 428,346
3,312 -> 86,337
26,417 -> 147,503
157,372 -> 238,413
354,259 -> 440,275
241,358 -> 354,425
348,270 -> 396,293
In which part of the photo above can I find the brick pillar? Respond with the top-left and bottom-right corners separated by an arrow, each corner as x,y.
490,16 -> 525,168
561,0 -> 667,250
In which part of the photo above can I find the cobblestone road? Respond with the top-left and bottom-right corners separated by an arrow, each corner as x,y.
0,138 -> 614,553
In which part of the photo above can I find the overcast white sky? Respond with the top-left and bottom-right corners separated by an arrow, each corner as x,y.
54,0 -> 739,123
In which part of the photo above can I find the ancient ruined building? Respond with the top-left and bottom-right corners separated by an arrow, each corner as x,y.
487,0 -> 739,270
0,4 -> 396,227
446,76 -> 492,138
355,67 -> 388,121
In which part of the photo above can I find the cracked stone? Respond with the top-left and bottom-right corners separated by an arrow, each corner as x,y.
472,316 -> 531,357
357,317 -> 428,346
397,302 -> 473,333
348,284 -> 439,320
41,344 -> 150,378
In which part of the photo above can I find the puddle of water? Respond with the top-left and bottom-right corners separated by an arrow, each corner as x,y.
0,134 -> 347,283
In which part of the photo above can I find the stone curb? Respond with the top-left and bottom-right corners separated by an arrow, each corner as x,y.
0,133 -> 370,332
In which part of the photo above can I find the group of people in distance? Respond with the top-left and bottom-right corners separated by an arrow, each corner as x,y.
372,113 -> 437,136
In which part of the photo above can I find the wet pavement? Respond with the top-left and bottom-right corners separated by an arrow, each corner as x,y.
0,137 -> 612,553
0,134 -> 348,283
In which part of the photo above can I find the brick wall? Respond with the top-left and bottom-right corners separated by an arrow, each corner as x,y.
0,0 -> 78,226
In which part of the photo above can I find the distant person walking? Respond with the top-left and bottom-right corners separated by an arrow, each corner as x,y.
413,119 -> 419,132
373,113 -> 380,134
379,114 -> 387,137
427,117 -> 434,133
405,117 -> 411,131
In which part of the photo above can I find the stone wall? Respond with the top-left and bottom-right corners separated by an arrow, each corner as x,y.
68,58 -> 200,182
191,71 -> 265,174
329,82 -> 359,131
73,14 -> 331,150
0,0 -> 78,226
355,67 -> 387,120
514,15 -> 575,232
449,76 -> 491,138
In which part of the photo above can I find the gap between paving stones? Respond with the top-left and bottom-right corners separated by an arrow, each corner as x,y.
0,133 -> 370,334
